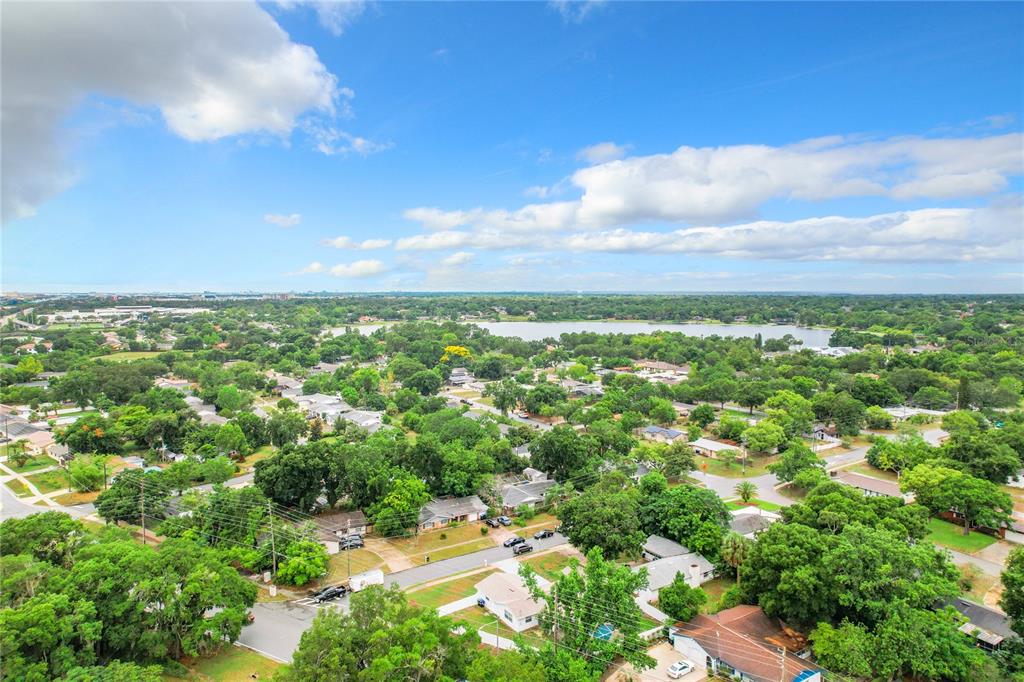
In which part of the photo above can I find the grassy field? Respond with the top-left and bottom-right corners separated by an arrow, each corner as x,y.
450,605 -> 548,649
4,479 -> 30,497
324,549 -> 385,584
700,577 -> 737,613
848,463 -> 899,482
1002,485 -> 1024,513
407,569 -> 498,610
513,513 -> 559,538
926,518 -> 998,553
101,351 -> 164,362
25,468 -> 70,494
697,455 -> 775,478
53,489 -> 102,506
3,453 -> 55,474
387,523 -> 494,562
408,538 -> 495,565
522,551 -> 576,582
164,646 -> 281,681
726,499 -> 783,512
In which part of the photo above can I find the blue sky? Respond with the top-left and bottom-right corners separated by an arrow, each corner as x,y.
2,1 -> 1022,293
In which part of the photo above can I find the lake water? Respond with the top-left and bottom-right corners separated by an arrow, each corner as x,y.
335,321 -> 832,346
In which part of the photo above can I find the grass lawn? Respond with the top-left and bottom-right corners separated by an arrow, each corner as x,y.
476,396 -> 496,407
324,549 -> 385,584
960,566 -> 998,604
451,606 -> 548,649
387,523 -> 493,559
1002,485 -> 1024,513
726,499 -> 783,512
848,463 -> 899,482
408,569 -> 498,610
407,538 -> 495,565
926,518 -> 998,553
4,479 -> 30,497
696,455 -> 775,478
165,646 -> 281,681
700,577 -> 737,613
513,513 -> 559,537
4,453 -> 55,474
102,351 -> 164,362
450,389 -> 482,398
53,489 -> 102,506
25,468 -> 71,494
522,551 -> 577,582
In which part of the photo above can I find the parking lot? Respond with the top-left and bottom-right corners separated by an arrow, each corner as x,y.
607,642 -> 706,682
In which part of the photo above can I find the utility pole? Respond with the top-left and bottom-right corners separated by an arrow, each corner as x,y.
268,500 -> 277,576
346,519 -> 352,580
103,461 -> 107,490
140,475 -> 147,546
779,647 -> 786,682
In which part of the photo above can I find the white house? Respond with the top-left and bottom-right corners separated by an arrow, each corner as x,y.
691,437 -> 741,458
418,495 -> 488,530
475,572 -> 544,633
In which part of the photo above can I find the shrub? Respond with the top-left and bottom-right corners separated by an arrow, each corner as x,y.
480,527 -> 489,536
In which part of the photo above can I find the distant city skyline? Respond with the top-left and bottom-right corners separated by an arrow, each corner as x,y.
2,1 -> 1022,294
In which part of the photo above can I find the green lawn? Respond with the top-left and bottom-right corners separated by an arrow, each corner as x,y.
700,577 -> 737,613
450,606 -> 548,649
25,468 -> 71,494
4,453 -> 55,474
4,479 -> 30,497
926,518 -> 997,553
102,351 -> 164,362
164,646 -> 281,681
324,549 -> 385,584
53,489 -> 102,506
848,463 -> 899,482
726,499 -> 783,512
407,538 -> 495,565
696,455 -> 775,478
387,523 -> 494,560
408,569 -> 498,610
522,552 -> 577,582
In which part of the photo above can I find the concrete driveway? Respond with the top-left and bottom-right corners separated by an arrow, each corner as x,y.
608,641 -> 705,682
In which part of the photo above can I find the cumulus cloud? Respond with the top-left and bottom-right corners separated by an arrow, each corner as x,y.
576,141 -> 631,164
305,123 -> 392,156
298,261 -> 325,274
323,235 -> 392,249
330,259 -> 387,277
265,213 -> 303,228
549,0 -> 608,23
1,2 -> 341,221
440,251 -> 475,266
404,132 -> 1023,233
397,205 -> 1023,263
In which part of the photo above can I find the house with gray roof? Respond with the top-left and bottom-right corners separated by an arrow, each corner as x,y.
419,495 -> 488,530
501,476 -> 556,513
642,534 -> 688,561
943,597 -> 1013,651
641,425 -> 686,444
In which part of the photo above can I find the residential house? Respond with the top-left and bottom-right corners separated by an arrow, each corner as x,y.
831,470 -> 906,499
691,437 -> 741,458
155,377 -> 192,393
729,507 -> 781,539
642,535 -> 687,561
48,443 -> 72,465
570,384 -> 605,399
21,429 -> 55,454
309,361 -> 344,375
501,471 -> 556,513
513,444 -> 532,460
447,367 -> 475,387
669,605 -> 821,682
638,360 -> 689,375
338,410 -> 384,432
672,402 -> 698,417
475,572 -> 544,633
943,597 -> 1013,651
419,495 -> 488,530
639,551 -> 716,591
641,425 -> 687,445
884,405 -> 947,422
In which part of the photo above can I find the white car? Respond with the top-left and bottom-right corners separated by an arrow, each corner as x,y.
667,660 -> 694,679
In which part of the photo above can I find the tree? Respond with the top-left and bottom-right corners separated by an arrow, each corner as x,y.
276,540 -> 329,586
734,481 -> 757,503
522,547 -> 654,673
69,455 -> 106,492
556,472 -> 645,558
213,422 -> 248,456
5,439 -> 31,468
370,476 -> 430,537
484,378 -> 526,415
648,397 -> 678,426
737,381 -> 770,414
524,382 -> 568,414
741,421 -> 786,454
901,464 -> 1012,535
658,573 -> 707,622
95,469 -> 169,525
660,441 -> 695,479
719,532 -> 751,585
254,447 -> 334,512
767,441 -> 824,482
199,455 -> 236,484
266,409 -> 308,447
1002,547 -> 1024,636
764,390 -> 815,438
280,586 -> 479,682
864,405 -> 893,429
639,479 -> 731,560
689,403 -> 716,428
404,370 -> 442,396
703,377 -> 738,408
530,425 -> 597,483
0,512 -> 89,566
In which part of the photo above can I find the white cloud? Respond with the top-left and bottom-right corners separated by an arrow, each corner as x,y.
404,132 -> 1023,232
311,1 -> 369,36
305,124 -> 392,156
330,259 -> 387,277
2,1 -> 340,221
441,251 -> 475,266
576,141 -> 631,164
549,0 -> 608,23
265,213 -> 302,228
298,261 -> 325,274
323,235 -> 392,249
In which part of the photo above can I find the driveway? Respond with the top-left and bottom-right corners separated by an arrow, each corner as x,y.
608,641 -> 705,682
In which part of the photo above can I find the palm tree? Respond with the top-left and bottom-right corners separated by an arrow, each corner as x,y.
734,480 -> 757,504
720,532 -> 752,585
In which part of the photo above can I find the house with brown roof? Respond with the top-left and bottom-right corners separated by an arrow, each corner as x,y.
669,605 -> 820,682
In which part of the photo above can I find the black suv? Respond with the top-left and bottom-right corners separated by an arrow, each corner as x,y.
313,585 -> 347,603
534,529 -> 554,540
502,536 -> 525,548
513,543 -> 534,556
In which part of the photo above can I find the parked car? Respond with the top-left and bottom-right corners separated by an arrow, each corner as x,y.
534,529 -> 554,539
485,518 -> 501,528
554,525 -> 564,534
313,585 -> 347,603
512,543 -> 534,556
338,535 -> 364,549
476,597 -> 486,608
497,516 -> 512,526
667,660 -> 694,679
503,536 -> 525,547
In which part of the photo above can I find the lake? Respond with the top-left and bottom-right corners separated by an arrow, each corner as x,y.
335,321 -> 833,346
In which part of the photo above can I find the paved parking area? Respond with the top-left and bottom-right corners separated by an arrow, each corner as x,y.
607,642 -> 706,682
